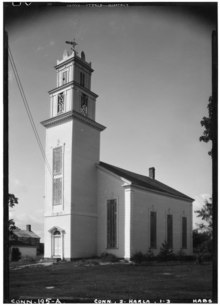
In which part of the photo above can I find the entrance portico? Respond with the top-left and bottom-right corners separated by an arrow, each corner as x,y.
49,226 -> 65,260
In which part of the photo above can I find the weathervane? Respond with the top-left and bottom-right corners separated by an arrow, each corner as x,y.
65,38 -> 78,51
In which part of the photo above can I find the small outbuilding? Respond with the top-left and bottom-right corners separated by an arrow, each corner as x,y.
10,225 -> 40,260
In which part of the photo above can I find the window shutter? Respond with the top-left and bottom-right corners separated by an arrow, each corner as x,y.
107,199 -> 117,248
182,217 -> 187,249
112,200 -> 116,247
80,72 -> 85,87
52,147 -> 63,206
107,201 -> 111,248
53,178 -> 62,205
62,71 -> 67,84
57,93 -> 64,113
150,211 -> 157,249
167,214 -> 173,249
53,147 -> 62,175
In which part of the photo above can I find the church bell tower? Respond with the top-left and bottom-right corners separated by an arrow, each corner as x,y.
42,41 -> 105,260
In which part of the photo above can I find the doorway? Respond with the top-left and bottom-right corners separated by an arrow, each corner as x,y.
52,230 -> 61,257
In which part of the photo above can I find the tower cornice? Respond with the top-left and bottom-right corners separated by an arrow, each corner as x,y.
55,54 -> 94,73
41,110 -> 106,131
48,80 -> 98,98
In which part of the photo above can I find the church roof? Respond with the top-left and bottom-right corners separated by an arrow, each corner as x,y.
99,162 -> 193,202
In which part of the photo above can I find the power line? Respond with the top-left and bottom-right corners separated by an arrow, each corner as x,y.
8,46 -> 52,176
8,46 -> 52,177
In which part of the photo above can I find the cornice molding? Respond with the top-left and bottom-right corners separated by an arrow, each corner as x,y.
41,110 -> 106,131
48,80 -> 98,98
131,184 -> 193,202
44,211 -> 98,218
48,81 -> 73,95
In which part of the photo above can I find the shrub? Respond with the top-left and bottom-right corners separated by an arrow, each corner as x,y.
176,249 -> 195,261
177,248 -> 186,257
157,241 -> 176,261
100,252 -> 119,262
184,255 -> 196,261
202,253 -> 212,261
176,249 -> 186,260
193,230 -> 212,254
145,248 -> 155,261
131,252 -> 146,264
11,247 -> 21,262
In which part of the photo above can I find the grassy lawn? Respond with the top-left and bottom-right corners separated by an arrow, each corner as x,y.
9,262 -> 213,303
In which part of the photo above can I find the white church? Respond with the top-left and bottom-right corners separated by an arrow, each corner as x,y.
42,43 -> 193,260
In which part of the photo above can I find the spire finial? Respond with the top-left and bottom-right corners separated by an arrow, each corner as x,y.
65,38 -> 78,51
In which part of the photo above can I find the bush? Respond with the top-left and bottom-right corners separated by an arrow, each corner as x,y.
202,253 -> 212,261
157,241 -> 176,261
131,252 -> 146,264
145,248 -> 156,261
193,230 -> 212,253
11,247 -> 21,262
176,249 -> 195,261
100,252 -> 119,262
183,255 -> 195,261
175,249 -> 186,261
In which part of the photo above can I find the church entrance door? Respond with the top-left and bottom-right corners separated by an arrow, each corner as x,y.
53,230 -> 61,257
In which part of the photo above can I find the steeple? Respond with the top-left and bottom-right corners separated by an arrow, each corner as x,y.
42,43 -> 105,260
45,41 -> 100,124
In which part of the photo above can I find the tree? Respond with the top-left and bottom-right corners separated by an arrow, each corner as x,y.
8,193 -> 18,234
193,230 -> 212,254
195,198 -> 212,237
199,96 -> 214,157
8,193 -> 18,208
157,241 -> 175,261
11,247 -> 21,262
194,198 -> 213,259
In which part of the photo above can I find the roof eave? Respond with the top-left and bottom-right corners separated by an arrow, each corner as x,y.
97,164 -> 132,185
97,163 -> 193,202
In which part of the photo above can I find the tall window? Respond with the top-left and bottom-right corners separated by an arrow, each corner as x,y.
80,93 -> 88,116
150,211 -> 157,249
53,147 -> 63,205
80,72 -> 85,87
57,93 -> 64,114
107,199 -> 117,248
182,217 -> 187,249
167,214 -> 173,249
62,71 -> 67,85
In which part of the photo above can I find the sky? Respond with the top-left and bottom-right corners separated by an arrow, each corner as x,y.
5,3 -> 216,241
